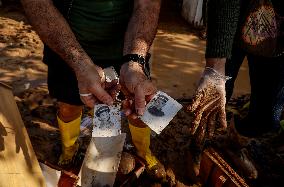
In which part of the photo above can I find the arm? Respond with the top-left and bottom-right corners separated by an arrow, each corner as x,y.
189,0 -> 241,135
123,0 -> 161,56
21,0 -> 113,106
120,0 -> 161,116
188,0 -> 241,176
205,0 -> 240,73
21,0 -> 92,72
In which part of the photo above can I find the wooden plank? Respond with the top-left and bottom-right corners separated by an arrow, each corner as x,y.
201,148 -> 249,187
0,83 -> 46,187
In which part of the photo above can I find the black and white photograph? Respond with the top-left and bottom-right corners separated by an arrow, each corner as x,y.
92,104 -> 121,137
148,94 -> 169,117
140,91 -> 183,134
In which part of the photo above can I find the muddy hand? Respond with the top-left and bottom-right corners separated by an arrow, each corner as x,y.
76,63 -> 114,108
120,61 -> 157,118
187,66 -> 230,144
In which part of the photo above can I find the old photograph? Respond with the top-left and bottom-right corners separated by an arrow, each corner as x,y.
92,104 -> 121,137
140,91 -> 183,134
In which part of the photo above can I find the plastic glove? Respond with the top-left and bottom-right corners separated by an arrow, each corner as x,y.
187,67 -> 230,145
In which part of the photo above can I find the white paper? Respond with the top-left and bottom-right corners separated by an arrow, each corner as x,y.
92,104 -> 121,137
140,91 -> 183,134
80,134 -> 126,187
39,163 -> 61,187
103,66 -> 118,82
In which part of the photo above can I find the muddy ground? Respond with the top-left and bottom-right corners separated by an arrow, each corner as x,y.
0,1 -> 284,187
15,88 -> 284,187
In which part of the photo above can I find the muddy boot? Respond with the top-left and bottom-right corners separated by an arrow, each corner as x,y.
57,114 -> 81,166
129,124 -> 166,181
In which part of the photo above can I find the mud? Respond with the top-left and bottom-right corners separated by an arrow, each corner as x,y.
1,1 -> 283,187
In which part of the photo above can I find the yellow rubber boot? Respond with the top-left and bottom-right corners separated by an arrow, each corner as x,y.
129,123 -> 166,180
57,114 -> 81,166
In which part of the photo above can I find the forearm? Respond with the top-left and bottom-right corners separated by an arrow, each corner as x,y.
206,58 -> 226,75
21,0 -> 93,73
123,0 -> 161,57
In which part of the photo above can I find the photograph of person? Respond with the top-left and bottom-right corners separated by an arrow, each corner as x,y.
93,104 -> 121,137
140,91 -> 182,134
148,94 -> 169,117
95,105 -> 114,129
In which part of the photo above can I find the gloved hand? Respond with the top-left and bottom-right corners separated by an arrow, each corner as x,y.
120,62 -> 157,117
76,63 -> 120,108
187,66 -> 230,176
187,67 -> 230,144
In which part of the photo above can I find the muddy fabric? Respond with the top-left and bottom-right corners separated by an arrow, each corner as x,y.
206,0 -> 284,58
68,0 -> 133,60
225,46 -> 284,136
239,0 -> 283,57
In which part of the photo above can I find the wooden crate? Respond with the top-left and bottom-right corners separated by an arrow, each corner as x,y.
200,148 -> 249,187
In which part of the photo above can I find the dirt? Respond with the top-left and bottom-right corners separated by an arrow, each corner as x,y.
0,4 -> 46,94
0,1 -> 283,187
15,87 -> 284,186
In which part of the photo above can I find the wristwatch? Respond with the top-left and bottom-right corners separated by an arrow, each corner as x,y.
122,53 -> 151,79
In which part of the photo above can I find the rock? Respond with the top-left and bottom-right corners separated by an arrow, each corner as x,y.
118,152 -> 136,175
166,168 -> 176,186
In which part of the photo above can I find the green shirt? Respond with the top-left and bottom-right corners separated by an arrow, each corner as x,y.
68,0 -> 133,60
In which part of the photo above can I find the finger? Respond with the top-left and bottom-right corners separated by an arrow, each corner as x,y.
120,84 -> 133,100
146,94 -> 155,103
108,84 -> 121,99
142,80 -> 157,96
189,97 -> 220,135
207,112 -> 217,138
195,117 -> 207,146
188,90 -> 205,112
122,99 -> 130,110
122,100 -> 132,116
128,113 -> 138,119
218,105 -> 227,131
189,83 -> 221,112
192,94 -> 220,115
94,65 -> 105,83
89,84 -> 113,105
134,84 -> 146,116
134,81 -> 157,115
80,95 -> 97,108
195,105 -> 217,145
190,142 -> 203,176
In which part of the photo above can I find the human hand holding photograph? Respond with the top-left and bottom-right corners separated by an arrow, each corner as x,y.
92,104 -> 121,137
140,91 -> 183,134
